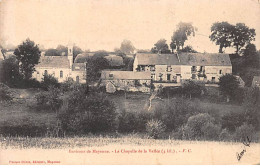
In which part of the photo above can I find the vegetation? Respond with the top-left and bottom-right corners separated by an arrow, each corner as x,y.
171,22 -> 197,51
14,38 -> 41,80
151,39 -> 171,54
218,74 -> 239,102
210,22 -> 255,53
41,74 -> 60,90
119,39 -> 135,54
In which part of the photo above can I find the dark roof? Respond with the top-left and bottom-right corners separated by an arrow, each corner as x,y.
135,53 -> 232,66
74,53 -> 94,63
101,71 -> 151,80
36,56 -> 70,68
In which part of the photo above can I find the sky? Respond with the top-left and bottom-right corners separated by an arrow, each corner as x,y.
0,0 -> 260,53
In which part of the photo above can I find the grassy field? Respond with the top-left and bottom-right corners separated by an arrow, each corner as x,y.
0,88 -> 243,127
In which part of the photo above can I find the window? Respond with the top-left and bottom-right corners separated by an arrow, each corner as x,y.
192,74 -> 196,79
219,70 -> 222,74
44,70 -> 48,76
167,65 -> 172,72
37,71 -> 39,74
167,74 -> 171,81
109,74 -> 113,78
150,66 -> 155,71
76,76 -> 80,83
151,74 -> 156,80
60,70 -> 63,78
212,77 -> 215,82
191,66 -> 196,73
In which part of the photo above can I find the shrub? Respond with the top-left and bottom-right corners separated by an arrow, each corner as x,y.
41,74 -> 60,90
60,77 -> 75,92
219,128 -> 232,141
146,119 -> 166,139
117,111 -> 138,133
59,92 -> 117,135
201,122 -> 221,140
221,111 -> 247,132
0,83 -> 12,102
234,123 -> 255,142
183,113 -> 216,140
35,86 -> 62,111
182,80 -> 205,98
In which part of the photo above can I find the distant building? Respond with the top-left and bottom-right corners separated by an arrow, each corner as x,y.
133,53 -> 232,84
252,76 -> 260,88
100,70 -> 151,93
33,44 -> 86,83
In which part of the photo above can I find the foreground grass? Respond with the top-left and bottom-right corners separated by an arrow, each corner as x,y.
0,135 -> 246,149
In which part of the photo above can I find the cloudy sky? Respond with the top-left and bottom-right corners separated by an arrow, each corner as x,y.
0,0 -> 260,53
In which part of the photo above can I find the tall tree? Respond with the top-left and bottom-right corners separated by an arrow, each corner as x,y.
232,23 -> 255,53
210,22 -> 255,53
242,43 -> 259,68
56,45 -> 68,56
209,22 -> 233,53
218,74 -> 239,102
14,39 -> 41,80
120,40 -> 135,54
171,22 -> 197,51
152,39 -> 170,53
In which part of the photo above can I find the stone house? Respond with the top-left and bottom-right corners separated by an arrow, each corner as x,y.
133,53 -> 232,84
100,70 -> 151,93
33,45 -> 86,83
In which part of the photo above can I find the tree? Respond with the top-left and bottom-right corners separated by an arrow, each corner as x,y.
152,39 -> 170,53
0,56 -> 21,86
182,80 -> 204,99
242,43 -> 259,68
209,22 -> 233,53
56,45 -> 68,56
210,22 -> 255,53
170,41 -> 177,53
232,23 -> 255,53
218,74 -> 239,102
171,22 -> 197,51
14,39 -> 41,80
73,46 -> 83,61
45,48 -> 60,56
180,45 -> 197,53
86,55 -> 109,82
120,40 -> 135,54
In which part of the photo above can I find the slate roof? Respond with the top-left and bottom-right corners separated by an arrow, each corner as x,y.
35,56 -> 70,68
101,71 -> 151,80
135,53 -> 232,66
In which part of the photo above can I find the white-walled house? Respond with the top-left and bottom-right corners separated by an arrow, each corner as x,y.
100,70 -> 151,93
133,53 -> 232,83
32,45 -> 86,84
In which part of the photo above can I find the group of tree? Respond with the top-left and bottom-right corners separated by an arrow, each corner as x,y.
210,22 -> 255,53
45,45 -> 83,61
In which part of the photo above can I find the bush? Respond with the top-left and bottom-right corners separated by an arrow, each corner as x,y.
182,80 -> 205,98
60,77 -> 75,92
35,86 -> 62,111
41,74 -> 60,90
219,128 -> 232,141
0,83 -> 12,102
58,92 -> 117,135
153,98 -> 200,132
234,123 -> 256,142
146,119 -> 166,139
201,122 -> 221,140
221,111 -> 248,132
183,113 -> 216,140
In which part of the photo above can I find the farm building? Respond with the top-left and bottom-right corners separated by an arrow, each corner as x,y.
133,53 -> 232,84
100,70 -> 151,93
32,44 -> 86,83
